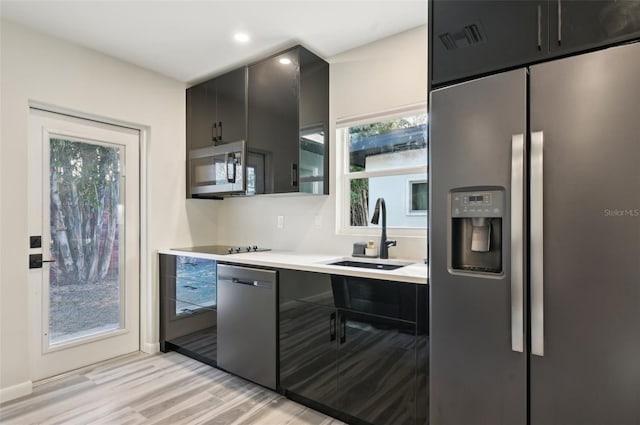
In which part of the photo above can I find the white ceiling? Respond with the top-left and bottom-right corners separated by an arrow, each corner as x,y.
0,0 -> 427,84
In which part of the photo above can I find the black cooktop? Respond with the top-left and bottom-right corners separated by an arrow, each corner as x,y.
174,245 -> 270,255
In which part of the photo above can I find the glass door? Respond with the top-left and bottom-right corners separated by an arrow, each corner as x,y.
28,108 -> 140,381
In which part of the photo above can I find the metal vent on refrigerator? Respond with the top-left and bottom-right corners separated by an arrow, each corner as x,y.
438,23 -> 486,50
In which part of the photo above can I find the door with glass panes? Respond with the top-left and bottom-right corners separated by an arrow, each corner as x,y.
28,108 -> 140,381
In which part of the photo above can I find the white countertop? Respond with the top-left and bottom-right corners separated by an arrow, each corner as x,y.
158,249 -> 428,284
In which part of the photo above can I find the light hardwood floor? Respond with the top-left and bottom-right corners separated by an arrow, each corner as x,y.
0,351 -> 345,425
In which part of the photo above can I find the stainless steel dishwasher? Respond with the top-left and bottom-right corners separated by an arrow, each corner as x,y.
217,264 -> 277,389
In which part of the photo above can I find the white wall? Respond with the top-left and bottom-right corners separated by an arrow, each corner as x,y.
0,20 -> 219,399
216,25 -> 428,258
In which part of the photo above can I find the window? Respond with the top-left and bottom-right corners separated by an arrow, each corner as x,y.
408,180 -> 428,215
337,111 -> 428,234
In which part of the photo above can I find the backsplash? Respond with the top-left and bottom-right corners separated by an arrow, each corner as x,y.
215,194 -> 427,261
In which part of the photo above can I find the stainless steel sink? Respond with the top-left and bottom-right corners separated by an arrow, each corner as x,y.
328,260 -> 412,271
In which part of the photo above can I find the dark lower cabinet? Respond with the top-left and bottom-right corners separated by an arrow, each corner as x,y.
159,254 -> 217,366
338,311 -> 420,425
279,300 -> 339,411
279,269 -> 428,425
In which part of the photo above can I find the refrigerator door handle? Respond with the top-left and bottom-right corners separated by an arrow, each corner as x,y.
531,131 -> 545,356
511,134 -> 525,353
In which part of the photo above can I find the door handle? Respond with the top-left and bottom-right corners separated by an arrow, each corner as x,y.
212,122 -> 217,142
230,277 -> 272,289
218,121 -> 223,142
537,4 -> 542,51
291,163 -> 298,187
29,254 -> 55,269
339,314 -> 346,344
557,0 -> 562,46
511,134 -> 525,353
330,312 -> 336,342
531,131 -> 545,356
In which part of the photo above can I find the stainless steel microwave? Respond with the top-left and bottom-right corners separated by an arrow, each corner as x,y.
188,140 -> 245,198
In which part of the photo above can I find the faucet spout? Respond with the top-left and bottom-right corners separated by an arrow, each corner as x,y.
370,198 -> 396,259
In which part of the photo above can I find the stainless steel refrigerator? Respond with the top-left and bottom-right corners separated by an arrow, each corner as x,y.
429,41 -> 640,424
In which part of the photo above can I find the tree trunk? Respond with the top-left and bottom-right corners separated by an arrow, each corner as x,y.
99,182 -> 119,280
65,180 -> 86,283
86,184 -> 107,284
50,170 -> 74,273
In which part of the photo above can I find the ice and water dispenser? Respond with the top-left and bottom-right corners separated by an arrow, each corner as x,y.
451,188 -> 504,273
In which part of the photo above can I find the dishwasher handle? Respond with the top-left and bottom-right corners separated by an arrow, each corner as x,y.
229,277 -> 272,289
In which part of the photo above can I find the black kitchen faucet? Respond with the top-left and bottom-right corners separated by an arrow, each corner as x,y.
370,197 -> 397,259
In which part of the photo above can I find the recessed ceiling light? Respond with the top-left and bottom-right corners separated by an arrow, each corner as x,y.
279,58 -> 292,65
234,33 -> 250,43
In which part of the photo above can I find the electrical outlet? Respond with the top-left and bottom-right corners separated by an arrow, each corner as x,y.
277,215 -> 285,229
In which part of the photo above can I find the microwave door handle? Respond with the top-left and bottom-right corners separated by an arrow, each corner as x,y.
231,155 -> 237,183
226,153 -> 237,184
224,152 -> 231,183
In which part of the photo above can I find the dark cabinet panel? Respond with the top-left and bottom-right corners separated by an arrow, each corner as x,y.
299,48 -> 329,195
278,269 -> 428,424
549,0 -> 640,53
248,50 -> 300,194
338,311 -> 417,425
279,300 -> 339,410
186,67 -> 247,151
248,46 -> 329,195
159,254 -> 217,366
214,67 -> 247,144
186,80 -> 217,150
431,0 -> 545,85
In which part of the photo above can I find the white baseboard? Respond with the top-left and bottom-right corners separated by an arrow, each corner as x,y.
0,380 -> 33,403
141,341 -> 160,354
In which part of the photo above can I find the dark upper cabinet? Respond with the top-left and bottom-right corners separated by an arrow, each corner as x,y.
186,80 -> 215,150
215,68 -> 248,144
278,269 -> 428,425
186,46 -> 328,197
248,49 -> 299,194
548,0 -> 640,54
186,67 -> 247,150
431,0 -> 640,86
248,46 -> 329,195
431,1 -> 545,86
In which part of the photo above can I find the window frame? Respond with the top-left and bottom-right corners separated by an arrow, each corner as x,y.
335,106 -> 428,237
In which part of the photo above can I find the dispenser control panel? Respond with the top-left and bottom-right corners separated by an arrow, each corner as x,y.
451,189 -> 504,218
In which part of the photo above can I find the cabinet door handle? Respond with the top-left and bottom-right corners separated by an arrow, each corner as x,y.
330,312 -> 336,342
339,314 -> 346,344
291,163 -> 298,187
537,4 -> 542,51
557,0 -> 562,46
211,122 -> 217,142
218,121 -> 223,142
